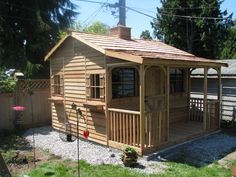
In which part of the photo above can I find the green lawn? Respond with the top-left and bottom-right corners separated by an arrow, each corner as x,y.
1,132 -> 235,177
16,160 -> 235,177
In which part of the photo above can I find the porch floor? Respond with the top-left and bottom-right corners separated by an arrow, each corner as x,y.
169,121 -> 204,144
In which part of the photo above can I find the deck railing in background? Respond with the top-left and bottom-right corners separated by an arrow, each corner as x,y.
190,98 -> 204,122
190,98 -> 220,129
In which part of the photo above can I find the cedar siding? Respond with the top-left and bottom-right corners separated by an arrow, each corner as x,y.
50,38 -> 107,145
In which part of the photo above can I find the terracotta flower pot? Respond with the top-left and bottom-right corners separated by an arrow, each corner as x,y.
231,165 -> 236,177
122,151 -> 138,167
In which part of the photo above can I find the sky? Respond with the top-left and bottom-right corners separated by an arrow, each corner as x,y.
71,0 -> 236,38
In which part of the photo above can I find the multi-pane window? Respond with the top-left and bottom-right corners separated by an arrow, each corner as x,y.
112,68 -> 138,98
86,74 -> 105,100
91,74 -> 100,99
170,69 -> 184,93
53,75 -> 63,96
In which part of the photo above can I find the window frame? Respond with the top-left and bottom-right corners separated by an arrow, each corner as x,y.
111,67 -> 139,99
52,74 -> 64,96
90,74 -> 100,99
86,73 -> 105,101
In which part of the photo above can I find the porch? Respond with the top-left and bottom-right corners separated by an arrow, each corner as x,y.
106,63 -> 222,155
107,98 -> 220,154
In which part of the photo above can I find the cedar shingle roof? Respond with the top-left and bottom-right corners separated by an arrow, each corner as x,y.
73,32 -> 193,56
45,31 -> 227,67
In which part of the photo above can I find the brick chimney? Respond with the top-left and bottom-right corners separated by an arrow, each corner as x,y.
110,25 -> 131,40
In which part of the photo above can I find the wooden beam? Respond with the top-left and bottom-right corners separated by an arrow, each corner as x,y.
203,67 -> 208,130
143,58 -> 228,68
217,67 -> 222,127
106,62 -> 136,67
105,61 -> 110,146
166,66 -> 170,141
105,50 -> 143,64
139,64 -> 145,153
187,68 -> 191,121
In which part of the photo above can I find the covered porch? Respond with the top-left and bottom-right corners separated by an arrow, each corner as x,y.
105,59 -> 224,155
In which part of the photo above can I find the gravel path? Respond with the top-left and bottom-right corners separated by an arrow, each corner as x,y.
23,127 -> 166,174
23,127 -> 236,174
150,131 -> 236,167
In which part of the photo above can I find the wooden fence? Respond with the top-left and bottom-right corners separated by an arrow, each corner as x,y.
0,80 -> 51,132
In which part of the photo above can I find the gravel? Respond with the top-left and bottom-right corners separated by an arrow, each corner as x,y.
23,126 -> 236,174
23,127 -> 166,174
150,131 -> 236,167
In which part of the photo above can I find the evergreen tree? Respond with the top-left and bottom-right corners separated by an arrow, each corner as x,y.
151,0 -> 233,59
0,0 -> 77,78
220,27 -> 236,59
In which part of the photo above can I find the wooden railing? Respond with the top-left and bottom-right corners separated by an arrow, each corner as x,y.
190,98 -> 204,122
144,110 -> 168,148
190,98 -> 220,129
108,108 -> 141,147
207,100 -> 220,129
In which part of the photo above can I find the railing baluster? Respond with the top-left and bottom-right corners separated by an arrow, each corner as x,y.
123,113 -> 125,144
129,114 -> 132,145
108,108 -> 141,148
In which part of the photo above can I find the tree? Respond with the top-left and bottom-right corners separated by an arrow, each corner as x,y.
84,21 -> 110,34
72,21 -> 109,34
140,30 -> 153,40
151,0 -> 233,59
220,27 -> 236,59
0,0 -> 77,78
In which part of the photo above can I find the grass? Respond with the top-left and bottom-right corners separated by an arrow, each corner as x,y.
15,160 -> 235,177
1,132 -> 235,177
0,133 -> 31,163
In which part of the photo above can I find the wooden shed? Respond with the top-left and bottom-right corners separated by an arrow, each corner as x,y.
45,26 -> 227,155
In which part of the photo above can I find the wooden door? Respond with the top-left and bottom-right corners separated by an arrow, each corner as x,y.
144,67 -> 168,147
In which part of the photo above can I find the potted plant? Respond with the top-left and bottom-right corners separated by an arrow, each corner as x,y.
121,146 -> 138,167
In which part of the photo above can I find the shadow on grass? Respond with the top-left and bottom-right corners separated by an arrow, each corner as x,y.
146,128 -> 236,168
0,131 -> 32,152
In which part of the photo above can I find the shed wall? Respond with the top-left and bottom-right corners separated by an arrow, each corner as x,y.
50,38 -> 107,145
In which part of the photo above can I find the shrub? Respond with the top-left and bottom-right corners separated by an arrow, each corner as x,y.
121,146 -> 138,167
0,69 -> 16,93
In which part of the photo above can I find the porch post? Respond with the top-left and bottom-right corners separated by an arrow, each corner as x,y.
217,67 -> 222,127
139,64 -> 145,153
188,68 -> 191,121
166,66 -> 170,141
105,65 -> 110,146
203,67 -> 208,130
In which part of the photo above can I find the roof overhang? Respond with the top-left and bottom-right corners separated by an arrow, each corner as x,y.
45,34 -> 69,61
142,56 -> 228,68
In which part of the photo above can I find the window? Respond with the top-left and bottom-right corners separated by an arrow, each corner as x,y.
86,74 -> 105,100
91,74 -> 100,99
170,69 -> 184,93
52,74 -> 63,96
112,68 -> 138,98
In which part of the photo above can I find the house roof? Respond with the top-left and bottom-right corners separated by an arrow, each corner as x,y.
192,60 -> 236,78
45,31 -> 227,67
